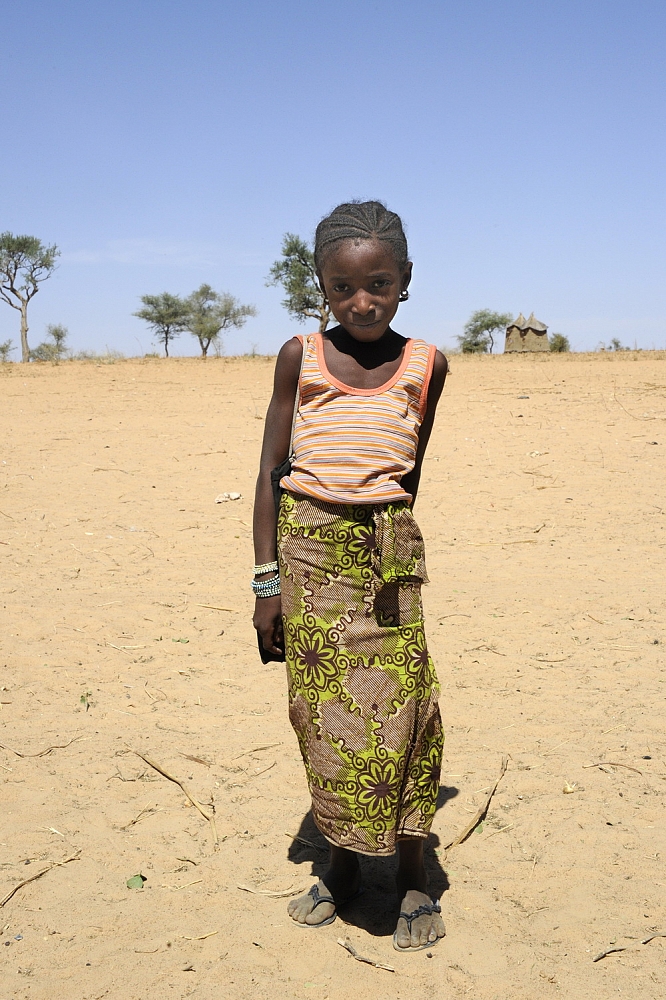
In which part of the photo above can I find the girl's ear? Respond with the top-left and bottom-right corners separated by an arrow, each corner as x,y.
400,261 -> 413,297
316,272 -> 329,307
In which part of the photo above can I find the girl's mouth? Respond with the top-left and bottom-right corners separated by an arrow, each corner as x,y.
352,319 -> 380,329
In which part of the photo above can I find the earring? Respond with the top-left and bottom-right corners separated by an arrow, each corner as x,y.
399,289 -> 410,302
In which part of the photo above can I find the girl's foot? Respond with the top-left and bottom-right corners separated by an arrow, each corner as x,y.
394,889 -> 446,950
287,853 -> 361,926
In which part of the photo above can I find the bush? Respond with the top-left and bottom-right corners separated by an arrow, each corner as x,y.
30,324 -> 70,362
72,349 -> 125,363
0,339 -> 14,362
597,338 -> 629,352
550,333 -> 570,353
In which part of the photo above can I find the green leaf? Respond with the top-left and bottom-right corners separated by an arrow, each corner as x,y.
126,873 -> 147,889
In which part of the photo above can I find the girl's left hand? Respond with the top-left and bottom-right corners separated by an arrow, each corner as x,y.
253,595 -> 284,655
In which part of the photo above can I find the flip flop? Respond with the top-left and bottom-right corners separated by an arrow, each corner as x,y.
392,898 -> 444,952
295,882 -> 364,929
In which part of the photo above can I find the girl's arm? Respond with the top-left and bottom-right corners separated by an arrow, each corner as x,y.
401,350 -> 448,507
252,336 -> 302,654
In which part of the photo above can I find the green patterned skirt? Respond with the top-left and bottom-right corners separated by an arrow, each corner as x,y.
277,491 -> 443,856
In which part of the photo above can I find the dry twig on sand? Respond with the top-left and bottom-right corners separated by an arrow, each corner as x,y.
0,852 -> 81,907
593,946 -> 627,962
444,756 -> 509,851
238,883 -> 309,898
0,736 -> 84,759
592,934 -> 666,962
233,742 -> 282,759
120,804 -> 161,830
583,761 -> 643,775
337,938 -> 395,973
284,832 -> 328,852
642,933 -> 666,945
128,748 -> 219,849
195,603 -> 240,613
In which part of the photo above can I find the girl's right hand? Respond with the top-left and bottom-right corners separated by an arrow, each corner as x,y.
253,595 -> 284,655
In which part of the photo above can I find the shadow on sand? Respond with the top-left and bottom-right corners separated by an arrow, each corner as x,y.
286,784 -> 459,937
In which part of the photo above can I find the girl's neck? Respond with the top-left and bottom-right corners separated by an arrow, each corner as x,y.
324,325 -> 406,371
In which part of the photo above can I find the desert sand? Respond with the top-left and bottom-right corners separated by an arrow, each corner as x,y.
1,349 -> 665,999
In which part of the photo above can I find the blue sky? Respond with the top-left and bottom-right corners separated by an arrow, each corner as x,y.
1,0 -> 664,356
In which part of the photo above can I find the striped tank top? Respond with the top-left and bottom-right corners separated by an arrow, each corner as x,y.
281,332 -> 437,504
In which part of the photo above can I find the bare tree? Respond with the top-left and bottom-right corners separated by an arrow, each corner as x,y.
134,292 -> 189,357
0,233 -> 60,362
267,234 -> 330,333
184,284 -> 257,357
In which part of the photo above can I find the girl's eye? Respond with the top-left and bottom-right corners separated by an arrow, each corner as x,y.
332,283 -> 349,293
372,279 -> 390,289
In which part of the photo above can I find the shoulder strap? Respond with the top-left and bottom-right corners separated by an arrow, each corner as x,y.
288,336 -> 306,457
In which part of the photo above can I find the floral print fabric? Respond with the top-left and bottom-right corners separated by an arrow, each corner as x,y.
278,491 -> 443,856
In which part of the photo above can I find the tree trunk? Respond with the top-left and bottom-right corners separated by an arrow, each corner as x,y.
318,306 -> 330,333
200,337 -> 209,358
20,300 -> 29,362
164,336 -> 169,358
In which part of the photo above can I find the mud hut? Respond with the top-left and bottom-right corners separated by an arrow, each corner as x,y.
504,312 -> 549,352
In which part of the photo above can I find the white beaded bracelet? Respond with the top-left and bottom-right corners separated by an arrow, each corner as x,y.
251,575 -> 281,598
254,560 -> 278,576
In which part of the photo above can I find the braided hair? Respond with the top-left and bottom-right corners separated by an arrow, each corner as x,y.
314,201 -> 409,272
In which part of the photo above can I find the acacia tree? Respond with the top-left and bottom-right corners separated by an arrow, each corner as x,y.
267,233 -> 330,333
458,309 -> 513,354
0,339 -> 13,362
134,292 -> 189,357
184,284 -> 257,357
0,233 -> 60,362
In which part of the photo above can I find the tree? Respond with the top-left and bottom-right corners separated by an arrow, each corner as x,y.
0,339 -> 14,362
0,233 -> 60,362
30,324 -> 70,362
267,234 -> 331,332
134,292 -> 189,357
184,284 -> 257,357
597,338 -> 628,352
458,309 -> 513,354
549,333 -> 570,353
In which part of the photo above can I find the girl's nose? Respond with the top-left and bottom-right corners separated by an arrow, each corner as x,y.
351,291 -> 374,315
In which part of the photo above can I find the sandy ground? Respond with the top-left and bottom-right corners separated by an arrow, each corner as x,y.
1,349 -> 665,1000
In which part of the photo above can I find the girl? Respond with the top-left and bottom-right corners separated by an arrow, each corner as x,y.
252,201 -> 447,952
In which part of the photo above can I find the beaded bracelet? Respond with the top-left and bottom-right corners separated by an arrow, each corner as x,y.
254,560 -> 278,576
251,575 -> 281,598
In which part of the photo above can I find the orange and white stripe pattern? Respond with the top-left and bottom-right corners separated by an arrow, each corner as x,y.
281,333 -> 436,504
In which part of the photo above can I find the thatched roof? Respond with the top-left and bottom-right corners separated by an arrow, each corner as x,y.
524,312 -> 548,333
507,312 -> 526,331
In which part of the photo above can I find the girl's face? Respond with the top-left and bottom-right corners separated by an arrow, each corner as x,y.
318,239 -> 412,342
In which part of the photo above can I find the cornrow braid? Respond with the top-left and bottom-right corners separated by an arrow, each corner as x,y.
314,201 -> 409,271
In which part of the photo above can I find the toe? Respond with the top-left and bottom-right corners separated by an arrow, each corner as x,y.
395,918 -> 411,950
304,902 -> 334,925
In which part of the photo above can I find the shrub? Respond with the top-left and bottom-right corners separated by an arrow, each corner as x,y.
550,333 -> 570,353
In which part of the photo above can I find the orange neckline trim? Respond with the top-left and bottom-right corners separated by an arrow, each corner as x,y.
314,332 -> 415,396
